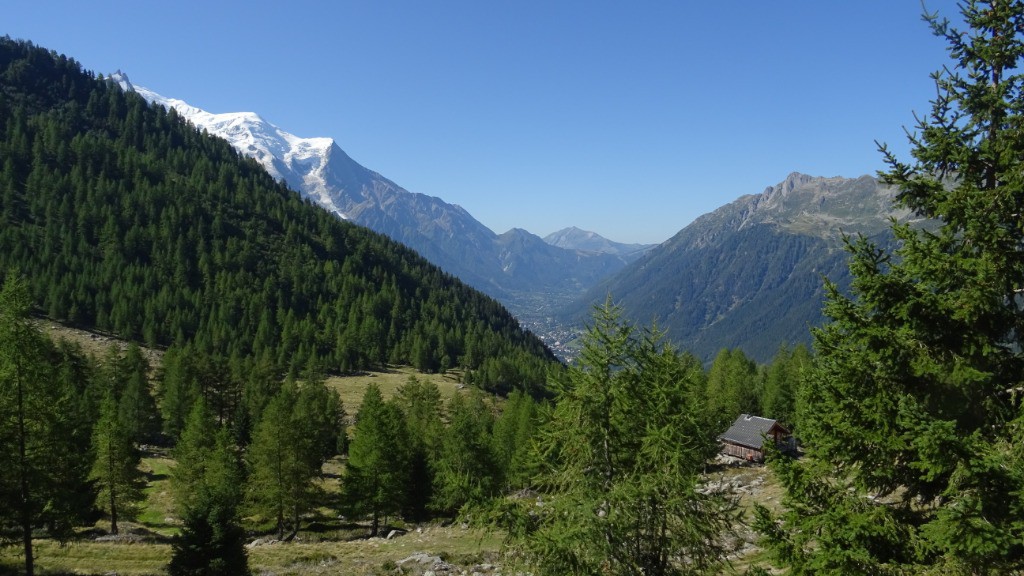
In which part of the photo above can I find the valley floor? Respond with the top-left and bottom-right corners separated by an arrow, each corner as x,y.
0,457 -> 779,576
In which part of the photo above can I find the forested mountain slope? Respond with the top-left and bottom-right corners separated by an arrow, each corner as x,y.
0,37 -> 557,393
562,173 -> 915,362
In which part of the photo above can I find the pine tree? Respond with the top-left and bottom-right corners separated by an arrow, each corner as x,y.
89,391 -> 145,534
504,300 -> 735,575
757,2 -> 1024,573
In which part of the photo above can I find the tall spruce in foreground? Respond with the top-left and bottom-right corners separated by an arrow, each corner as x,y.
756,2 -> 1024,573
504,300 -> 735,576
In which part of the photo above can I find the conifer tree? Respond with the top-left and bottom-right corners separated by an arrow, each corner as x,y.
117,343 -> 159,445
245,382 -> 320,540
89,391 -> 145,534
760,344 -> 811,428
169,427 -> 250,576
394,375 -> 443,521
491,389 -> 541,492
432,390 -> 497,514
294,373 -> 345,467
757,2 -> 1024,573
171,399 -> 217,517
505,300 -> 735,575
341,383 -> 410,536
430,389 -> 497,510
705,348 -> 759,429
0,273 -> 89,575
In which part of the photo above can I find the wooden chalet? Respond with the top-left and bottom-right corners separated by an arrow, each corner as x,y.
718,414 -> 794,462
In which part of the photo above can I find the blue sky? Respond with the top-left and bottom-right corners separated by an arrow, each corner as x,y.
8,1 -> 962,244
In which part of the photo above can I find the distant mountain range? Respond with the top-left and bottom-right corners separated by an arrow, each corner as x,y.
111,73 -> 653,324
111,73 -> 917,364
561,173 -> 920,362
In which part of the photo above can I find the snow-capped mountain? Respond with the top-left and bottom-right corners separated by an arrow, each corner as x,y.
111,72 -> 638,321
113,71 -> 348,219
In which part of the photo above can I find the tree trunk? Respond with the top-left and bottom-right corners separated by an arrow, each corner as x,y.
108,440 -> 119,535
16,362 -> 34,576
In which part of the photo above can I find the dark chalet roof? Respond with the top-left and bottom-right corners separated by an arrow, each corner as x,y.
718,414 -> 790,450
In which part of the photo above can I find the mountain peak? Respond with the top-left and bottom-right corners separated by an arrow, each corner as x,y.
113,76 -> 341,216
108,70 -> 133,92
544,227 -> 656,257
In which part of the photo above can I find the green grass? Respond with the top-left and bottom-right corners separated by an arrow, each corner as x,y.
0,525 -> 504,576
326,366 -> 469,415
0,540 -> 170,576
136,454 -> 180,536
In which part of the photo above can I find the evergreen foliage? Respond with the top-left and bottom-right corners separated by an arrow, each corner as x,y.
115,343 -> 159,445
292,373 -> 345,467
0,36 -> 557,395
0,273 -> 94,575
341,383 -> 410,536
244,382 -> 321,540
705,348 -> 758,431
89,391 -> 145,534
757,2 -> 1024,573
393,376 -> 443,522
491,389 -> 542,492
431,390 -> 498,515
504,300 -> 735,576
168,427 -> 250,576
170,399 -> 217,517
759,343 -> 810,429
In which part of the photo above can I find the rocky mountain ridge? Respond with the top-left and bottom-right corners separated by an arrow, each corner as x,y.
560,173 -> 912,362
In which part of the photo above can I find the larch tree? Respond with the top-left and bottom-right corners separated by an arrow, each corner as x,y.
431,390 -> 497,515
504,300 -> 736,576
116,343 -> 159,445
0,273 -> 89,575
245,381 -> 320,540
340,383 -> 410,536
491,389 -> 542,493
168,426 -> 250,576
394,375 -> 444,522
89,390 -> 145,535
757,2 -> 1024,573
170,399 -> 217,517
705,348 -> 759,430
